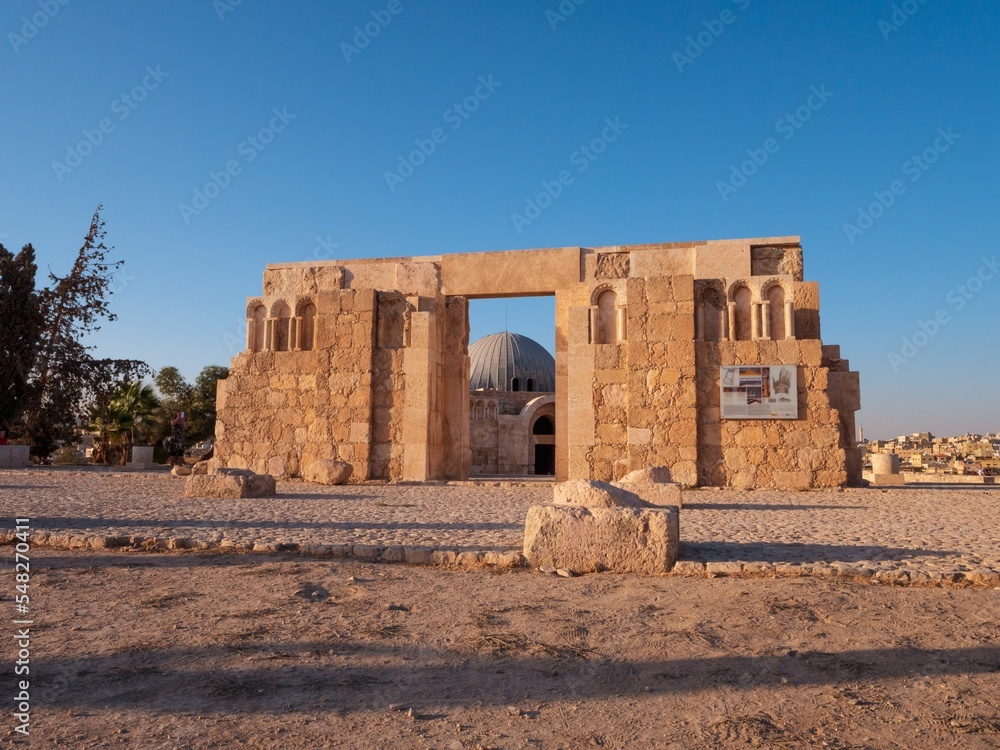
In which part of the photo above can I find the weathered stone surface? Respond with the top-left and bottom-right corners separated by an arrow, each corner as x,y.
183,470 -> 276,498
612,465 -> 683,507
523,504 -> 679,575
553,479 -> 649,509
191,462 -> 210,475
618,466 -> 671,484
220,237 -> 859,490
171,465 -> 192,477
304,459 -> 353,485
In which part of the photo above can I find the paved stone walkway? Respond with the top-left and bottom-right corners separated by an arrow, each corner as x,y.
2,469 -> 998,585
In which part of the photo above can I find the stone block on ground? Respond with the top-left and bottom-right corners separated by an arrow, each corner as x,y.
618,466 -> 671,484
126,446 -> 155,470
304,459 -> 353,485
171,465 -> 192,477
612,466 -> 682,508
183,468 -> 276,498
523,504 -> 679,575
0,445 -> 30,468
552,479 -> 649,509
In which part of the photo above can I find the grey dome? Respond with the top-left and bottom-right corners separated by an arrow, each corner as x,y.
469,332 -> 555,392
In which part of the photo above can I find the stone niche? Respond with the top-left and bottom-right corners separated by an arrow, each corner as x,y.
214,237 -> 861,489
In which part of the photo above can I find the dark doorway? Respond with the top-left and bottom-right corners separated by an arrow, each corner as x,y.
534,444 -> 555,475
532,415 -> 554,435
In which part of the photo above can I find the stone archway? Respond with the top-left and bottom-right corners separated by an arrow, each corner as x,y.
519,396 -> 555,476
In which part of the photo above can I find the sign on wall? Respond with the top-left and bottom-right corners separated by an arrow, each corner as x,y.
720,366 -> 798,420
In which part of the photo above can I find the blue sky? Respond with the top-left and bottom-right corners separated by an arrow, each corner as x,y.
2,0 -> 997,439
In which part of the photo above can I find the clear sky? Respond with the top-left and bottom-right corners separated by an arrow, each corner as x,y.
3,0 -> 997,440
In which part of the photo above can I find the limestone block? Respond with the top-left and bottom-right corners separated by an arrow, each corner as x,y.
171,465 -> 192,477
670,461 -> 699,488
627,428 -> 652,445
183,469 -> 276,498
192,461 -> 210,475
828,370 -> 861,412
772,471 -> 812,490
267,456 -> 287,478
612,474 -> 682,508
618,466 -> 671,484
553,479 -> 649,509
523,504 -> 680,575
303,459 -> 353,485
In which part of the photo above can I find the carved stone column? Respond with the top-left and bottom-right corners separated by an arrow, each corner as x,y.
589,307 -> 599,344
751,302 -> 762,340
727,303 -> 736,342
695,302 -> 705,342
761,301 -> 771,340
615,306 -> 627,343
784,301 -> 796,340
264,318 -> 274,351
246,318 -> 254,351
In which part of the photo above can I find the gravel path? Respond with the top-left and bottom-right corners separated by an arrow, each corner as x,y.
2,468 -> 998,585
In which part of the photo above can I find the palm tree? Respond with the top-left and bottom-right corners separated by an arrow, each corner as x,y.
88,381 -> 160,465
112,381 -> 160,449
89,402 -> 130,465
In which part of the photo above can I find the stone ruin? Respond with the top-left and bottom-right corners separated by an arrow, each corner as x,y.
213,236 -> 861,489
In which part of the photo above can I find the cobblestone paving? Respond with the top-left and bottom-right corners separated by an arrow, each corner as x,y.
2,469 -> 998,585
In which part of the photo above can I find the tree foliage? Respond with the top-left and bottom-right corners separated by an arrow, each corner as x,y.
11,207 -> 150,458
88,380 -> 160,465
0,243 -> 43,433
150,365 -> 229,448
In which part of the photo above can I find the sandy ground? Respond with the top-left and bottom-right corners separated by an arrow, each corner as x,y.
7,548 -> 1000,749
3,470 -> 1000,584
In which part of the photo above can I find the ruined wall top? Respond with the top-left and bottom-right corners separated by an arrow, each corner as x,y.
261,236 -> 804,299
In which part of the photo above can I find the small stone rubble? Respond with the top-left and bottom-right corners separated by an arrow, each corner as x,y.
0,470 -> 998,586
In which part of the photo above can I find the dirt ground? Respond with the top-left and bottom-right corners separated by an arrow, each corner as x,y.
9,548 -> 1000,749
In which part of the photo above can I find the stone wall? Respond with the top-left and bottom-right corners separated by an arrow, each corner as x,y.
692,340 -> 856,489
215,288 -> 376,480
217,236 -> 862,489
370,292 -> 409,480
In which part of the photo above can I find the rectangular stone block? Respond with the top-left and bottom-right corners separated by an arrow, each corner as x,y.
183,470 -> 276,499
0,445 -> 30,468
772,471 -> 812,490
523,504 -> 679,574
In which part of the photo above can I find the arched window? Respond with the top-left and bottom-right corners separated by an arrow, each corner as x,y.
733,286 -> 752,341
272,302 -> 291,352
298,301 -> 317,351
526,378 -> 535,392
251,304 -> 266,352
596,289 -> 618,344
511,377 -> 520,392
767,285 -> 785,341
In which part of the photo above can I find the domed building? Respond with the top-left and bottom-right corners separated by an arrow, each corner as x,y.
469,332 -> 556,393
468,332 -> 556,476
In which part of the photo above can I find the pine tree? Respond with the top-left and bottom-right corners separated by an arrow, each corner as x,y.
21,207 -> 149,458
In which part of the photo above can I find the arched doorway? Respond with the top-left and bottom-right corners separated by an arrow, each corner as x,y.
532,414 -> 555,475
